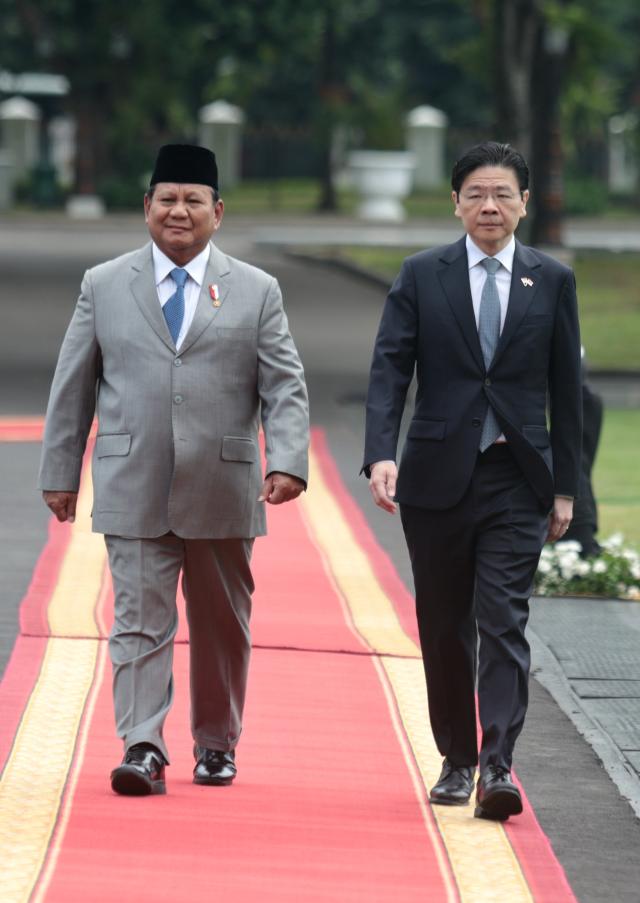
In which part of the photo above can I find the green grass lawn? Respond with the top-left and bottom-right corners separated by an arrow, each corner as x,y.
222,180 -> 461,217
338,247 -> 640,370
573,252 -> 640,372
222,179 -> 323,213
594,409 -> 640,547
222,178 -> 637,220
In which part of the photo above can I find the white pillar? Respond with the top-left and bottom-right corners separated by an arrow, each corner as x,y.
405,105 -> 448,189
198,101 -> 245,190
608,114 -> 638,195
0,149 -> 14,209
0,96 -> 41,182
49,116 -> 75,188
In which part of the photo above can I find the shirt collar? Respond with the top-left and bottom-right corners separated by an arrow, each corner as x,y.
152,242 -> 211,287
466,234 -> 516,274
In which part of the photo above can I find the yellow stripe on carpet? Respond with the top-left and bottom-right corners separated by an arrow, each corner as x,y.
31,642 -> 108,903
47,459 -> 107,638
300,447 -> 534,903
0,457 -> 107,903
0,638 -> 100,903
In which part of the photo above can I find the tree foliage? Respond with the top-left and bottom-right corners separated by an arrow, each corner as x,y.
0,0 -> 638,215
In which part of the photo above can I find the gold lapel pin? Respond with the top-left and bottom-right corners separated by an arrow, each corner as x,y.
209,283 -> 221,307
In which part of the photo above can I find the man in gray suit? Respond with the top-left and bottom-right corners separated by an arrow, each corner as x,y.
39,144 -> 309,796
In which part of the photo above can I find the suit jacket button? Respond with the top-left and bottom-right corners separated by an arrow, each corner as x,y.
174,394 -> 183,404
174,358 -> 182,366
472,418 -> 481,427
484,377 -> 491,386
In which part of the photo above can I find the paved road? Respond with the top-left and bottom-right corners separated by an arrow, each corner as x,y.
1,214 -> 640,902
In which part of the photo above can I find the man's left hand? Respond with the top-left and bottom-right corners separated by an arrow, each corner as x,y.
547,496 -> 574,542
258,472 -> 305,505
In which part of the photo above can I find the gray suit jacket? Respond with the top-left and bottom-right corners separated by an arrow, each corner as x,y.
38,242 -> 309,538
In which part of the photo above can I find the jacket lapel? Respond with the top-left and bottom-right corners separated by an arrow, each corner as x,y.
130,243 -> 176,352
179,243 -> 231,354
437,237 -> 485,372
491,241 -> 542,368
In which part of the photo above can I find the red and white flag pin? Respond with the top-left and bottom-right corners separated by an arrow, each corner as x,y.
209,284 -> 221,307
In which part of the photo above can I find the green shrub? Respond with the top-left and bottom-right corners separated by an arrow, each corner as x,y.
535,535 -> 640,599
564,177 -> 609,215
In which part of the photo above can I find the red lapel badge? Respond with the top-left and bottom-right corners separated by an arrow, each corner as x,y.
209,284 -> 221,307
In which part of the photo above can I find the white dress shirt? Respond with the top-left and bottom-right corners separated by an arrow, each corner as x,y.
466,234 -> 515,443
152,243 -> 211,350
466,234 -> 515,333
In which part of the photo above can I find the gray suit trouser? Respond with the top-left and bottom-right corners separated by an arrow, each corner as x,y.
105,533 -> 254,763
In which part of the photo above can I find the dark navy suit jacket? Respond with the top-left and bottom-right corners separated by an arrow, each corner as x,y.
363,236 -> 582,511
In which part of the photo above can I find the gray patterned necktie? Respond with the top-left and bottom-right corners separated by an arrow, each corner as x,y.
478,257 -> 502,451
163,267 -> 188,345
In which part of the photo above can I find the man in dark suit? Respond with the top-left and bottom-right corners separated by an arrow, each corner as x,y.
363,142 -> 581,820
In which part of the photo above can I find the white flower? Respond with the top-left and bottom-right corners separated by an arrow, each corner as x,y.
558,550 -> 579,572
557,540 -> 582,553
536,534 -> 639,599
560,564 -> 578,580
602,532 -> 624,550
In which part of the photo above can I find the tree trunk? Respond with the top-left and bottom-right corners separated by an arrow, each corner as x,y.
493,0 -> 571,246
73,96 -> 98,195
530,17 -> 570,246
316,8 -> 338,211
494,0 -> 538,160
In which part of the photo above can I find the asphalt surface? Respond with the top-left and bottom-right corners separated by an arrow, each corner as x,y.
1,212 -> 640,902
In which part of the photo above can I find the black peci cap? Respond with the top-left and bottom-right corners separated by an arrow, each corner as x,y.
150,144 -> 218,190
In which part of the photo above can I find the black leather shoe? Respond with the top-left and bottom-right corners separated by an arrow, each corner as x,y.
474,765 -> 523,820
193,745 -> 236,786
110,743 -> 166,796
429,758 -> 475,806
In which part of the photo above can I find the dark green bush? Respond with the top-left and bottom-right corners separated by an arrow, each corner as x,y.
564,177 -> 609,215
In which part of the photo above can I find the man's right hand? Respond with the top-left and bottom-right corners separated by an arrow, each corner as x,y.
369,461 -> 398,514
43,491 -> 78,523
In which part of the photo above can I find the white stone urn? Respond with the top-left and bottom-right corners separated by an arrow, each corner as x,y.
348,150 -> 416,221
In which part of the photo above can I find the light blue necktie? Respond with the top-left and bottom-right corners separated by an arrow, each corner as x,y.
163,267 -> 188,345
478,257 -> 502,451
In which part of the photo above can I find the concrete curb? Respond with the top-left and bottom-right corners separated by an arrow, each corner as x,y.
529,624 -> 640,819
284,249 -> 393,290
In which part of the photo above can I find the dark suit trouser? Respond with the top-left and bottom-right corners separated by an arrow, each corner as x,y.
400,444 -> 548,771
105,533 -> 254,763
564,382 -> 603,552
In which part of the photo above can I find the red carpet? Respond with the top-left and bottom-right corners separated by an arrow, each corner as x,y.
42,645 -> 450,901
0,422 -> 576,902
310,431 -> 576,902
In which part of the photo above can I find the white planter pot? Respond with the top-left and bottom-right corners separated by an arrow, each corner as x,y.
348,150 -> 416,221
